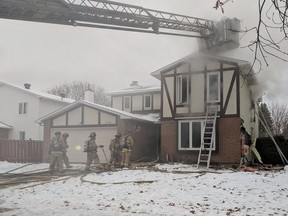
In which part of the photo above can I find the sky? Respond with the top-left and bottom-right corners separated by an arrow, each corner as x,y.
0,0 -> 287,102
1,161 -> 288,216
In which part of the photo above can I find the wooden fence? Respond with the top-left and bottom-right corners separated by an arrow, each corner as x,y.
0,139 -> 43,163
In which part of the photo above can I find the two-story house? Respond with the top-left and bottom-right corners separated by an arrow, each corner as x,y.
0,82 -> 74,140
108,81 -> 161,114
151,52 -> 259,165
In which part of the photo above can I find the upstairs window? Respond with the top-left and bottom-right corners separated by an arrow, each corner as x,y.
19,102 -> 28,114
207,72 -> 220,102
123,96 -> 131,112
144,94 -> 151,110
176,75 -> 189,105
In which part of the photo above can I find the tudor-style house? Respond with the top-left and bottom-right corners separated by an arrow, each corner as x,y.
0,82 -> 74,140
151,52 -> 259,165
108,81 -> 161,114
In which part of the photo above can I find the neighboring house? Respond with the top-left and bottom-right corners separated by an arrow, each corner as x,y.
36,100 -> 160,163
108,81 -> 161,114
0,82 -> 74,140
151,52 -> 259,164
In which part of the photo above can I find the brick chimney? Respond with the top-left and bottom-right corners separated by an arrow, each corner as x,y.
24,83 -> 31,89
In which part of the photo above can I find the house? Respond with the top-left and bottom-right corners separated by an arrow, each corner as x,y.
151,52 -> 259,164
0,82 -> 74,140
108,81 -> 161,114
36,100 -> 160,163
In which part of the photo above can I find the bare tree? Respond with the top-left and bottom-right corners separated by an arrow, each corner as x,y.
214,0 -> 288,72
46,81 -> 111,106
269,102 -> 288,137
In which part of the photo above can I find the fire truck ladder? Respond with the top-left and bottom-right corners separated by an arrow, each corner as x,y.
0,0 -> 215,39
197,105 -> 218,169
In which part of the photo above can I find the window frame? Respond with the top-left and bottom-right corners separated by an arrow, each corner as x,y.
19,131 -> 26,140
123,96 -> 131,112
178,120 -> 216,151
207,72 -> 220,103
19,102 -> 28,115
176,75 -> 189,105
144,94 -> 152,110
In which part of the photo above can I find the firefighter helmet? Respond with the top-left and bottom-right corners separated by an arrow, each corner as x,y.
89,132 -> 96,137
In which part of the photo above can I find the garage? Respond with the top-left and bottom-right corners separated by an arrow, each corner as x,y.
37,100 -> 160,164
51,127 -> 117,163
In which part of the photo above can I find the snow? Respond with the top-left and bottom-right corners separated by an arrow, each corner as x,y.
1,161 -> 288,216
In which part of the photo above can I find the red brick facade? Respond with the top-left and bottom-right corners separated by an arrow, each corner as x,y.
160,117 -> 242,164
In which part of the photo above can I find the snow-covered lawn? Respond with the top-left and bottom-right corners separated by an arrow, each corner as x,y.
0,161 -> 288,216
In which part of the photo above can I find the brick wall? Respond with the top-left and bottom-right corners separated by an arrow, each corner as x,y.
213,117 -> 241,164
160,120 -> 178,162
160,117 -> 242,164
117,119 -> 159,161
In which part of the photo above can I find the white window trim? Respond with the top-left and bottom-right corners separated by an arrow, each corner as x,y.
178,120 -> 216,151
176,75 -> 189,105
123,96 -> 131,112
19,131 -> 25,140
207,72 -> 220,103
19,102 -> 28,115
144,94 -> 152,110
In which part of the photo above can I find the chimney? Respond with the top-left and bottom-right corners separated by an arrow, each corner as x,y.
84,89 -> 95,103
24,83 -> 31,89
130,81 -> 141,89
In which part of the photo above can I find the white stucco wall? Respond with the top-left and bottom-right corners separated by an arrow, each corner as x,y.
132,95 -> 142,111
191,73 -> 205,113
112,96 -> 122,110
0,85 -> 40,140
239,75 -> 253,134
223,70 -> 237,115
153,93 -> 161,110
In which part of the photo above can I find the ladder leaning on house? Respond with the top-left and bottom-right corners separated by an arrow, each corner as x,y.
197,105 -> 218,169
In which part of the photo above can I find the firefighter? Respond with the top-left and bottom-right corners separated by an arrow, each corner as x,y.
121,130 -> 134,168
49,131 -> 64,174
85,132 -> 103,171
61,133 -> 72,168
109,133 -> 122,166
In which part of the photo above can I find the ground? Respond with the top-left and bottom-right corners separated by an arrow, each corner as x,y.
0,162 -> 288,216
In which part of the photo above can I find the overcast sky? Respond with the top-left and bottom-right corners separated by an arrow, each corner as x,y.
0,0 -> 287,102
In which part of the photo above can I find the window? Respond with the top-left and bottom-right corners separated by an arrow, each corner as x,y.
178,120 -> 216,150
207,72 -> 220,102
19,102 -> 28,114
144,94 -> 151,110
176,75 -> 189,105
19,131 -> 25,140
123,96 -> 131,111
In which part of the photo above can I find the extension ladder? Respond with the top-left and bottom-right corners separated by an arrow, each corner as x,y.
197,105 -> 218,169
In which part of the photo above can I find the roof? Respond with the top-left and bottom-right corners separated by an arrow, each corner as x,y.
107,86 -> 161,96
0,121 -> 12,129
150,52 -> 257,85
0,82 -> 75,104
36,100 -> 160,124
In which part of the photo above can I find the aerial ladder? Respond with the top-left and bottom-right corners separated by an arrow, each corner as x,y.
0,0 -> 240,50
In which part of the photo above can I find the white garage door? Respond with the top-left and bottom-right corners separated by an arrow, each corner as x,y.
52,127 -> 117,163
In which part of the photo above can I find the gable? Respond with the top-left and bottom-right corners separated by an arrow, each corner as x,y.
52,105 -> 117,127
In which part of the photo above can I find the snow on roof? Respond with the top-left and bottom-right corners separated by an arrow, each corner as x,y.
150,51 -> 257,85
0,121 -> 12,129
107,86 -> 160,96
0,82 -> 75,104
36,100 -> 160,124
